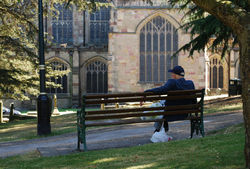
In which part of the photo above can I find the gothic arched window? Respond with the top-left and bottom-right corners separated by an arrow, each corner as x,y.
140,16 -> 178,83
47,61 -> 68,93
89,0 -> 110,46
52,4 -> 73,45
209,55 -> 225,89
212,66 -> 217,88
219,66 -> 224,88
86,60 -> 108,93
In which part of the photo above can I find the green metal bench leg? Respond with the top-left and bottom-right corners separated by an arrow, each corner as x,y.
195,120 -> 199,135
200,119 -> 205,137
190,119 -> 194,138
191,119 -> 204,138
77,109 -> 87,151
83,124 -> 87,151
80,95 -> 88,151
200,89 -> 205,137
77,110 -> 80,151
77,132 -> 80,150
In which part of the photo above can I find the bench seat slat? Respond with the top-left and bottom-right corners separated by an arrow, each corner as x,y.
86,118 -> 166,127
86,104 -> 200,115
86,109 -> 200,120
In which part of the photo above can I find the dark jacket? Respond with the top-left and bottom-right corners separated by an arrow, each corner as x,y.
145,78 -> 196,121
145,78 -> 195,94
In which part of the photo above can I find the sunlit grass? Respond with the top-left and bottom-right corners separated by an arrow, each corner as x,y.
92,157 -> 118,164
0,113 -> 77,142
0,123 -> 245,169
204,103 -> 242,114
126,163 -> 156,169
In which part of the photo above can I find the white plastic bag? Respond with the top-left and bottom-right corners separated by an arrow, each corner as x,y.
150,128 -> 173,143
140,100 -> 165,120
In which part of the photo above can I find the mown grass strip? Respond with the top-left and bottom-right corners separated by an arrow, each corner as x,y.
204,103 -> 242,114
0,124 -> 245,169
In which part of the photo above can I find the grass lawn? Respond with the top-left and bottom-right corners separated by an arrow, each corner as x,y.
0,103 -> 242,143
0,112 -> 78,142
0,123 -> 245,169
204,103 -> 242,114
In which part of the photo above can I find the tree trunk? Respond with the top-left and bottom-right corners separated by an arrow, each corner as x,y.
238,23 -> 250,168
9,103 -> 14,122
182,0 -> 250,167
227,51 -> 231,95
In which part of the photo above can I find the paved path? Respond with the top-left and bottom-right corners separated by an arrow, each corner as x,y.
0,110 -> 243,158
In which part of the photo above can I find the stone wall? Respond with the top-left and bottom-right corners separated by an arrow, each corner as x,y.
108,8 -> 205,92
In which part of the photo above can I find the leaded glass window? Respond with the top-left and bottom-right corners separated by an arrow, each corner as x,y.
238,65 -> 241,78
212,66 -> 217,88
209,64 -> 212,88
47,61 -> 68,93
210,56 -> 224,89
52,4 -> 73,45
86,61 -> 108,93
89,2 -> 110,46
219,66 -> 223,88
140,16 -> 178,82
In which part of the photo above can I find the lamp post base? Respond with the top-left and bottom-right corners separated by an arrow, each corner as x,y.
37,94 -> 52,135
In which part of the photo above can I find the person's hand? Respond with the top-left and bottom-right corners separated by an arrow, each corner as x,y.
140,101 -> 144,106
140,95 -> 146,106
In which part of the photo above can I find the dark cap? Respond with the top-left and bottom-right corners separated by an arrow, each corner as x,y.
168,65 -> 185,76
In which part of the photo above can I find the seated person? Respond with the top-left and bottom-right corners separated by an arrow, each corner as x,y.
144,65 -> 196,133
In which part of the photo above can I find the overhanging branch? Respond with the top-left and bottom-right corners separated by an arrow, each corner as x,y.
192,0 -> 248,34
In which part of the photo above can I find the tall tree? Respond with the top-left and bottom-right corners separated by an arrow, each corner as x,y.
0,0 -> 39,100
0,0 -> 111,100
0,0 -> 67,100
168,0 -> 250,167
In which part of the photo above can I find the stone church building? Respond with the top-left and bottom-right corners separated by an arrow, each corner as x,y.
38,0 -> 240,108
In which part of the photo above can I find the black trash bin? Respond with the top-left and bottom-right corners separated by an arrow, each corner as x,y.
237,79 -> 242,95
229,79 -> 241,96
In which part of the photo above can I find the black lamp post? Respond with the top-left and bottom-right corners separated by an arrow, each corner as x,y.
37,0 -> 51,135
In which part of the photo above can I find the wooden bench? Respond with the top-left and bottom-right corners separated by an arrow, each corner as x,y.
77,89 -> 205,151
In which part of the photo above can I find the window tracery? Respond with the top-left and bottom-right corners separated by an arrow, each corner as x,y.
140,16 -> 178,82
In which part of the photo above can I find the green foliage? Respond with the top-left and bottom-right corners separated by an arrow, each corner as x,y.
0,0 -> 39,100
0,0 -> 113,100
179,13 -> 236,58
168,0 -> 249,58
66,0 -> 113,12
0,0 -> 82,100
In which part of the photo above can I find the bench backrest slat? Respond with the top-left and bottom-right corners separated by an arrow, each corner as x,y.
166,90 -> 203,95
85,92 -> 159,99
85,89 -> 203,99
85,94 -> 202,105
